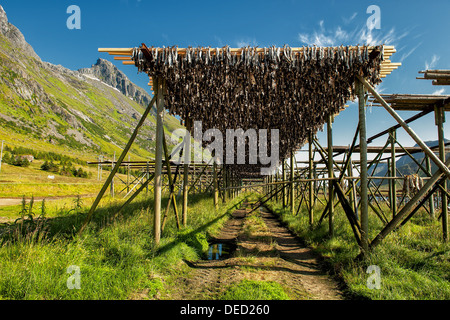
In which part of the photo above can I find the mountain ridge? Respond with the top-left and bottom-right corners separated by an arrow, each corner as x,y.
372,139 -> 450,179
78,58 -> 153,109
0,5 -> 179,161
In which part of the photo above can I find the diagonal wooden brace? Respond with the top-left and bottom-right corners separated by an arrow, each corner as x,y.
78,95 -> 156,234
357,75 -> 450,181
370,156 -> 450,250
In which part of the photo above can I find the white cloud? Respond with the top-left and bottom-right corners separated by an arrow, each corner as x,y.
214,35 -> 224,47
399,42 -> 422,62
298,20 -> 410,48
296,20 -> 422,64
342,12 -> 358,24
236,37 -> 258,47
432,88 -> 445,95
425,55 -> 440,70
298,21 -> 349,46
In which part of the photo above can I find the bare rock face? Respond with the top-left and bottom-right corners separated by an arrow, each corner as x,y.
0,5 -> 40,61
79,58 -> 153,107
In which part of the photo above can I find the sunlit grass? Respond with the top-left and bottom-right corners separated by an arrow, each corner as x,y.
0,191 -> 246,300
266,196 -> 450,300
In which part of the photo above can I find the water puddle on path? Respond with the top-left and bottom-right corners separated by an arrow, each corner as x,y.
206,240 -> 237,260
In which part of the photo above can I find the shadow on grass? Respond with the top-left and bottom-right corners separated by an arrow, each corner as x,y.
0,193 -> 159,244
0,191 -> 245,255
157,196 -> 248,256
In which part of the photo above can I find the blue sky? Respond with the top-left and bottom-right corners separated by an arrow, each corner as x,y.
2,0 -> 449,157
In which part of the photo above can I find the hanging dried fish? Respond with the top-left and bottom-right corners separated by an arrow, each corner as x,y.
132,44 -> 385,177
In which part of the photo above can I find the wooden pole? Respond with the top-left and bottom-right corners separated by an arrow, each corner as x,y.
357,75 -> 450,181
426,155 -> 435,219
146,161 -> 149,193
213,161 -> 219,210
110,151 -> 116,198
347,154 -> 355,217
282,161 -> 287,208
313,163 -> 317,207
357,79 -> 369,253
327,114 -> 334,237
127,155 -> 130,193
161,130 -> 180,230
290,150 -> 295,215
78,95 -> 156,234
182,119 -> 191,226
308,134 -> 314,225
275,171 -> 279,202
435,105 -> 448,242
154,77 -> 165,245
387,158 -> 392,213
390,129 -> 397,218
356,81 -> 369,253
223,166 -> 228,203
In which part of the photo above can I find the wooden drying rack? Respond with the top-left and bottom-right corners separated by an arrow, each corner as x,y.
98,44 -> 400,91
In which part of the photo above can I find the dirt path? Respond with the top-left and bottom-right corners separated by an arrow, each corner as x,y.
165,203 -> 342,300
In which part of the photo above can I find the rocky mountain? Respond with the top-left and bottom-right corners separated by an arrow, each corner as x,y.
372,139 -> 450,180
0,5 -> 180,161
78,58 -> 153,109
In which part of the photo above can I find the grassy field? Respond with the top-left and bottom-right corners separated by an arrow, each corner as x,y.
0,188 -> 246,299
265,196 -> 450,300
1,184 -> 448,300
0,156 -> 139,200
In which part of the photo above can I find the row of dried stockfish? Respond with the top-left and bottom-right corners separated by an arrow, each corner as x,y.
132,45 -> 385,177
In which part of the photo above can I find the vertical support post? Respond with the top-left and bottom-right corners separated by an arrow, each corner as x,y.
426,155 -> 435,219
146,161 -> 149,193
327,114 -> 334,237
269,175 -> 272,200
282,160 -> 287,208
357,79 -> 369,253
213,161 -> 219,210
308,133 -> 314,225
127,155 -> 130,193
182,119 -> 191,227
387,158 -> 392,212
275,171 -> 279,202
435,105 -> 448,242
347,154 -> 354,215
290,150 -> 295,215
390,129 -> 397,218
223,166 -> 228,203
231,171 -> 234,199
313,163 -> 317,206
154,77 -> 165,245
110,151 -> 116,198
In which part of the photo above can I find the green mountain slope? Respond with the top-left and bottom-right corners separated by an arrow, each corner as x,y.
0,5 -> 181,163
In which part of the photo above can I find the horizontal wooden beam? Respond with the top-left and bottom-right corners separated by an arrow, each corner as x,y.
98,45 -> 395,58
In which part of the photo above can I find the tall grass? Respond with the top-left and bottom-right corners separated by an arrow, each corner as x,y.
266,197 -> 450,300
0,191 -> 247,299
